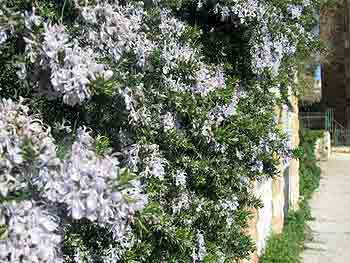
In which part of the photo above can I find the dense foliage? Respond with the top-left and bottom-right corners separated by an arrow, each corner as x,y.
261,129 -> 323,263
0,0 -> 326,262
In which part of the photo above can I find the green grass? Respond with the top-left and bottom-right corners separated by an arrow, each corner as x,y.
260,129 -> 323,263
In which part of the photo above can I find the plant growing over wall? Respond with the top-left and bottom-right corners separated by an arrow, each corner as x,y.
0,0 -> 327,262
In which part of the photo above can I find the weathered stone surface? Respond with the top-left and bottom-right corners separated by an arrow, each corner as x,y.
315,131 -> 332,161
332,146 -> 350,153
271,174 -> 285,234
255,178 -> 273,256
289,159 -> 300,211
289,95 -> 301,211
240,206 -> 259,263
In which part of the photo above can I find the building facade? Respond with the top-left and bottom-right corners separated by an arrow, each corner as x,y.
321,0 -> 350,127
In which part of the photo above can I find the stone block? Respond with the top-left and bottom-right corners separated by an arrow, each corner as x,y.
315,131 -> 332,161
289,101 -> 300,211
240,206 -> 259,263
255,179 -> 273,257
289,159 -> 300,211
271,174 -> 285,234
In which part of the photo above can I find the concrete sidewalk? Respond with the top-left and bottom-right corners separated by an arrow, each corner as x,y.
302,153 -> 350,263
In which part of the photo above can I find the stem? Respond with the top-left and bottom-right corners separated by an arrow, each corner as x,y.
60,0 -> 68,24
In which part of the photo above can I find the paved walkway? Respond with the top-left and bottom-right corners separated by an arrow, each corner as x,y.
302,152 -> 350,263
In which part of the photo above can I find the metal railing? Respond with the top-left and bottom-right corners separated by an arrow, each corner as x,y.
332,120 -> 350,146
299,112 -> 326,130
299,108 -> 350,146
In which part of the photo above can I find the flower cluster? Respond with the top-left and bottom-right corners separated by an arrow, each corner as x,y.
39,24 -> 108,106
0,201 -> 62,263
140,144 -> 167,180
0,30 -> 7,45
0,98 -> 59,196
206,0 -> 310,77
45,127 -> 148,241
192,230 -> 207,262
0,98 -> 147,262
250,6 -> 301,76
216,196 -> 239,227
80,2 -> 154,68
213,0 -> 260,23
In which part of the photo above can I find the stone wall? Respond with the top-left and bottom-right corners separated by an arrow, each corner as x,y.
242,95 -> 300,263
289,95 -> 301,211
314,131 -> 331,161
